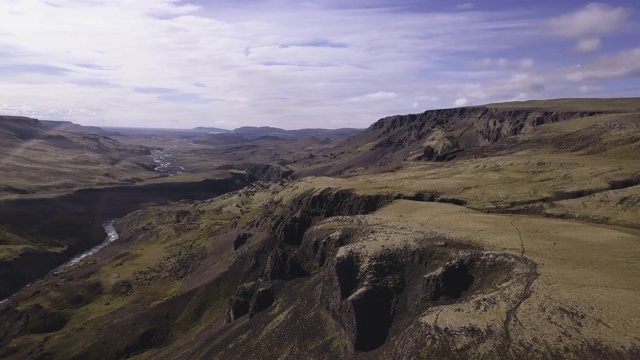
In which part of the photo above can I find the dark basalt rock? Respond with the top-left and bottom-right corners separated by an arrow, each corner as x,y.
263,248 -> 308,281
352,286 -> 395,351
249,288 -> 274,317
234,233 -> 252,250
226,283 -> 255,322
216,163 -> 293,182
280,216 -> 313,246
422,145 -> 435,160
322,249 -> 407,352
423,260 -> 474,301
227,283 -> 275,322
335,252 -> 360,299
270,189 -> 394,247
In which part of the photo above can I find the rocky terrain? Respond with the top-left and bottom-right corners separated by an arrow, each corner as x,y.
0,98 -> 639,359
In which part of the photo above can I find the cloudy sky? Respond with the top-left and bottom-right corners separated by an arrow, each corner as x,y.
1,1 -> 639,129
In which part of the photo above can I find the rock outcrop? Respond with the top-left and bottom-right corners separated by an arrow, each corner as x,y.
226,282 -> 275,322
216,163 -> 293,182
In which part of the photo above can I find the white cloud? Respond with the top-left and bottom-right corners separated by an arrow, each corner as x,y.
454,98 -> 470,106
438,71 -> 547,106
579,85 -> 600,93
575,37 -> 602,53
0,1 -> 543,127
476,57 -> 534,70
565,47 -> 640,82
549,3 -> 629,53
0,1 -> 638,128
348,91 -> 398,102
549,3 -> 629,38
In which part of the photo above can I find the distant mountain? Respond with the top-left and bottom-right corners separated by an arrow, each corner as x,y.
228,126 -> 362,140
288,128 -> 362,139
193,126 -> 231,134
41,120 -> 121,136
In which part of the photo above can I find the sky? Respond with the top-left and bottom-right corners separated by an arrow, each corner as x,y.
0,1 -> 639,129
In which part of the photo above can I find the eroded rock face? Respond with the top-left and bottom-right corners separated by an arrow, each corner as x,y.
268,189 -> 394,247
249,287 -> 274,317
423,260 -> 474,301
422,146 -> 435,160
262,248 -> 308,281
233,233 -> 252,250
322,249 -> 407,351
226,282 -> 275,322
226,283 -> 254,322
372,107 -> 599,146
321,244 -> 526,353
216,163 -> 292,182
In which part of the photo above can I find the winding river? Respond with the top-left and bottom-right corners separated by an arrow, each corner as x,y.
0,221 -> 120,304
51,221 -> 119,274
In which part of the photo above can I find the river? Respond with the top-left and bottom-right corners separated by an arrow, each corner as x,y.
0,221 -> 120,305
152,149 -> 185,176
51,220 -> 119,274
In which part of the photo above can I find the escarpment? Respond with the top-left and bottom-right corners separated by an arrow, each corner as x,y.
313,106 -> 602,176
371,107 -> 598,147
263,188 -> 395,246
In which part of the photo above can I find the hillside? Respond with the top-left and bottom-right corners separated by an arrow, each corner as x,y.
0,99 -> 639,359
0,116 -> 156,198
41,120 -> 121,137
0,116 -> 48,143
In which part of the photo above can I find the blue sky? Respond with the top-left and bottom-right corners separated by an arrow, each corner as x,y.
0,1 -> 639,129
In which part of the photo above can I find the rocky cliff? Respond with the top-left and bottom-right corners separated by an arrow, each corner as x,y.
301,106 -> 601,176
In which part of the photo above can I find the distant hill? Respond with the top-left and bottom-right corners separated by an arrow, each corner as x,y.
228,126 -> 362,140
42,120 -> 121,136
0,115 -> 48,142
193,126 -> 231,134
195,132 -> 250,145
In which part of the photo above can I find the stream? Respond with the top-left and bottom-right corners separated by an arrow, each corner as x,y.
152,149 -> 185,176
51,220 -> 119,274
0,221 -> 120,305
